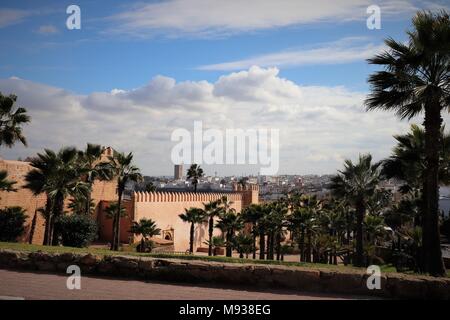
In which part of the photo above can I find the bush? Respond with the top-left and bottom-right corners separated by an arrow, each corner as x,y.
0,206 -> 27,242
54,214 -> 98,247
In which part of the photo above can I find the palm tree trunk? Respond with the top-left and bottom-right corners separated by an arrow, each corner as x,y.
354,201 -> 365,267
113,190 -> 123,251
299,227 -> 305,262
189,222 -> 194,253
276,231 -> 281,261
111,206 -> 117,250
28,210 -> 37,244
86,182 -> 92,215
43,196 -> 52,245
252,227 -> 257,259
259,230 -> 265,260
423,102 -> 446,276
208,216 -> 214,256
226,229 -> 232,257
306,230 -> 312,263
50,193 -> 64,246
269,231 -> 275,260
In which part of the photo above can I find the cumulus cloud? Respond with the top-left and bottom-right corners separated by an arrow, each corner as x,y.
0,67 -> 438,176
105,0 -> 428,38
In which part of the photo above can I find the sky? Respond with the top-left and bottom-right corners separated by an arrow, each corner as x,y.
0,0 -> 449,176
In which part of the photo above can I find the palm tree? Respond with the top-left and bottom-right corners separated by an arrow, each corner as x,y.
234,232 -> 253,258
78,143 -> 112,215
203,199 -> 223,256
24,147 -> 90,245
0,93 -> 30,148
241,204 -> 264,259
145,181 -> 156,192
330,154 -> 381,267
129,218 -> 161,252
383,124 -> 450,228
68,196 -> 94,215
187,164 -> 203,192
179,207 -> 206,253
104,202 -> 127,219
383,124 -> 450,192
238,177 -> 248,189
107,151 -> 142,251
216,210 -> 243,257
365,10 -> 449,276
0,170 -> 16,192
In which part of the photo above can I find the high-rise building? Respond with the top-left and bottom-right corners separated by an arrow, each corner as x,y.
174,164 -> 183,180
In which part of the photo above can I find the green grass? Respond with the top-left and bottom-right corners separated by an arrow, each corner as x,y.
0,242 -> 446,277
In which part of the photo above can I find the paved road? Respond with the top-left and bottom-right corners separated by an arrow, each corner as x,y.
0,269 -> 362,300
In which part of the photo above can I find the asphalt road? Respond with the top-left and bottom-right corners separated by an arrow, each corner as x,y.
0,269 -> 363,300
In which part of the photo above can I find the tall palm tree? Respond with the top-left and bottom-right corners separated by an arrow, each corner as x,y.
365,10 -> 449,276
299,197 -> 322,263
330,154 -> 381,267
0,93 -> 30,148
203,199 -> 223,256
78,143 -> 112,215
179,207 -> 206,253
186,164 -> 203,193
107,151 -> 142,251
216,209 -> 243,257
129,218 -> 161,252
24,147 -> 90,245
241,204 -> 263,259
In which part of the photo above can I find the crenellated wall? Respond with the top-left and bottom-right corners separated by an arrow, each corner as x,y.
98,185 -> 259,252
1,149 -> 260,253
0,150 -> 118,245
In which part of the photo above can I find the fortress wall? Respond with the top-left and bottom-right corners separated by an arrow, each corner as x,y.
0,157 -> 118,245
132,191 -> 244,252
0,159 -> 47,244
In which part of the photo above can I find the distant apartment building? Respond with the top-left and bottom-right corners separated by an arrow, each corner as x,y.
174,164 -> 183,180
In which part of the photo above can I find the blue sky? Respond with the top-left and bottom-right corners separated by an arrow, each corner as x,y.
0,0 -> 449,176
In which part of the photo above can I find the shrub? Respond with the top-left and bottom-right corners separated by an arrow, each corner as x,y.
0,206 -> 27,242
54,214 -> 98,247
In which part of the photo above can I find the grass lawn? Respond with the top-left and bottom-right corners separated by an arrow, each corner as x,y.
0,241 -> 401,274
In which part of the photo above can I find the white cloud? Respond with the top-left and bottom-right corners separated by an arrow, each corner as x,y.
198,38 -> 386,71
106,0 -> 425,38
0,66 -> 441,176
0,9 -> 30,28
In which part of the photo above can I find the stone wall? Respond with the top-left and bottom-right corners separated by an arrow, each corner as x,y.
0,156 -> 118,245
97,186 -> 259,252
1,249 -> 449,299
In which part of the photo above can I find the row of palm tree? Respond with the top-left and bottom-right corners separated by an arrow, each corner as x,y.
178,185 -> 389,265
22,145 -> 142,249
